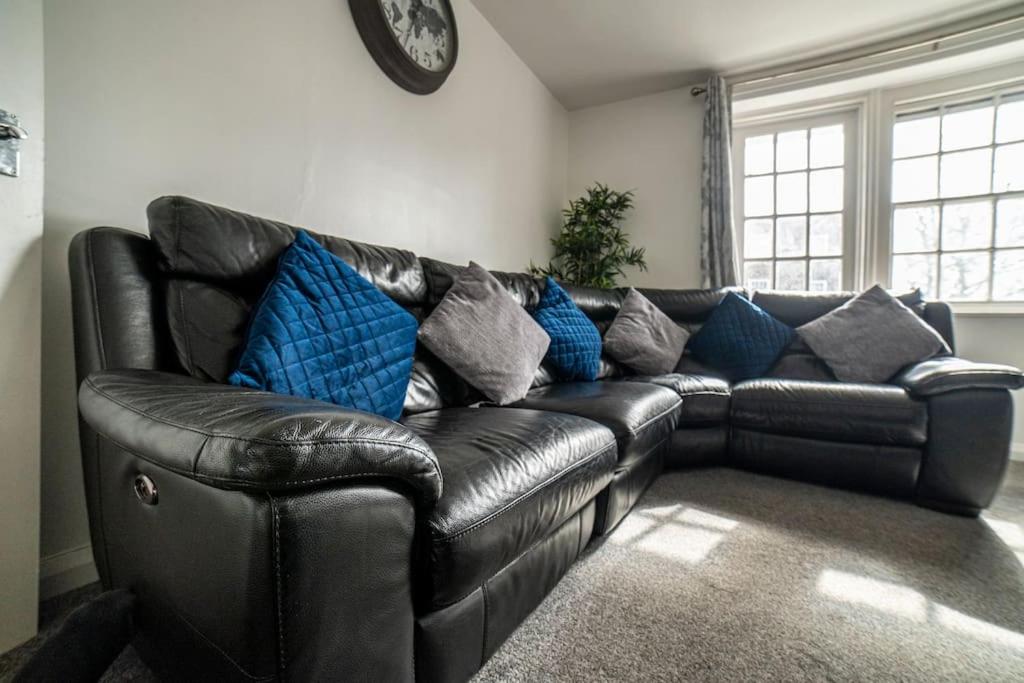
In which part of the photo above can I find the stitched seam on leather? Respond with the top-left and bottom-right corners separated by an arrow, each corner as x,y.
576,504 -> 586,557
733,425 -> 925,446
734,396 -> 922,412
82,377 -> 443,486
190,434 -> 209,477
85,232 -> 108,369
173,195 -> 182,273
93,430 -> 112,586
159,583 -> 276,681
480,582 -> 490,668
625,398 -> 683,438
177,284 -> 197,376
460,499 -> 597,598
431,440 -> 616,543
269,494 -> 287,681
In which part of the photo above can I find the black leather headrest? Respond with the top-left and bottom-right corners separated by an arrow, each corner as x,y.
751,289 -> 925,328
419,256 -> 542,309
147,195 -> 427,306
638,287 -> 747,323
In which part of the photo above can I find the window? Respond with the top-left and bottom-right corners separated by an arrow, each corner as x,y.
889,91 -> 1024,302
734,111 -> 857,292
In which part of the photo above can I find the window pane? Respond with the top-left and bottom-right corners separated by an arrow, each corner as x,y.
993,249 -> 1024,300
940,251 -> 990,301
776,172 -> 807,214
892,156 -> 937,202
776,130 -> 808,172
893,205 -> 939,253
744,219 -> 773,258
892,253 -> 938,299
745,135 -> 774,175
809,259 -> 841,291
776,216 -> 807,257
996,197 -> 1024,248
941,102 -> 994,151
996,96 -> 1024,143
744,176 -> 774,216
809,214 -> 842,256
941,200 -> 992,251
939,148 -> 992,198
776,260 -> 806,290
994,142 -> 1024,192
744,261 -> 773,290
810,125 -> 843,168
893,114 -> 939,158
809,168 -> 843,212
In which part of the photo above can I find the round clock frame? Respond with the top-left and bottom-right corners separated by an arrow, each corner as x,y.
349,0 -> 459,95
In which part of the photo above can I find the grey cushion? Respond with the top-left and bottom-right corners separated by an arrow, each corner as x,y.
418,262 -> 550,405
797,285 -> 951,383
603,288 -> 690,376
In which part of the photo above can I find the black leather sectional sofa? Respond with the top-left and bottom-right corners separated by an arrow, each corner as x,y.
69,197 -> 1024,682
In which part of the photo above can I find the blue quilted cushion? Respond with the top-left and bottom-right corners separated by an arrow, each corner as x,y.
228,230 -> 418,420
687,292 -> 794,382
532,277 -> 602,381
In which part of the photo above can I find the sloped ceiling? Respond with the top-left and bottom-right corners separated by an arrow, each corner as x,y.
472,0 -> 1024,109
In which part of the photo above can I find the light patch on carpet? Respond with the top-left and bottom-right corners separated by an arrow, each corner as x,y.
934,605 -> 1024,651
818,569 -> 928,621
610,505 -> 740,564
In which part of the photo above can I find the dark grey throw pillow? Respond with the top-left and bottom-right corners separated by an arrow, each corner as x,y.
418,262 -> 550,405
603,288 -> 690,376
797,285 -> 950,383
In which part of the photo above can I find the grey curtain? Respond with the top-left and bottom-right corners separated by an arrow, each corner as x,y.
699,75 -> 739,288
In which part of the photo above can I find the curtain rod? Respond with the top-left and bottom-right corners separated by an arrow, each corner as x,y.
689,11 -> 1024,97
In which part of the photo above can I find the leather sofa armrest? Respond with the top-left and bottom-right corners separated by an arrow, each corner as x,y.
893,356 -> 1024,397
79,369 -> 442,504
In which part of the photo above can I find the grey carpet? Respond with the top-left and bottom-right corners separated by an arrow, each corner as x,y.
474,465 -> 1024,682
4,464 -> 1024,682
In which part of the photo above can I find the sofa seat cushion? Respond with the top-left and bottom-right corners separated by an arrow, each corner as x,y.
401,407 -> 616,609
511,381 -> 681,466
731,379 -> 927,447
621,374 -> 730,426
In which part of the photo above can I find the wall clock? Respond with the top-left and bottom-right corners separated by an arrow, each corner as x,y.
349,0 -> 458,95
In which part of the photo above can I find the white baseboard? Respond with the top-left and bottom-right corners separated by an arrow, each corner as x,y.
39,544 -> 98,600
1012,443 -> 1024,463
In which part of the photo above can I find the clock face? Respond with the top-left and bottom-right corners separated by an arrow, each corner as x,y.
381,0 -> 453,72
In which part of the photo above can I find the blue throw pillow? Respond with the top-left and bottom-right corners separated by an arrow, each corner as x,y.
229,230 -> 418,420
532,277 -> 602,381
687,292 -> 794,382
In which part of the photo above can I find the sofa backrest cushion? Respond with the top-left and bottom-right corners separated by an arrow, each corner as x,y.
420,256 -> 542,309
147,196 -> 462,414
750,289 -> 926,328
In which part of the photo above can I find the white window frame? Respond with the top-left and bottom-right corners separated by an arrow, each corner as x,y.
733,105 -> 863,291
734,59 -> 1024,315
876,65 -> 1024,314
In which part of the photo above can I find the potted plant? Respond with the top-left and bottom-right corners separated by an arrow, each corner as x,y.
529,183 -> 646,288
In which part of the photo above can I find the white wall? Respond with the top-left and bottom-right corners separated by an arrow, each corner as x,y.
567,87 -> 705,288
0,0 -> 44,653
40,0 -> 567,595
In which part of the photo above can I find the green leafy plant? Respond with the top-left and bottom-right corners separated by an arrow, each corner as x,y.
529,183 -> 647,288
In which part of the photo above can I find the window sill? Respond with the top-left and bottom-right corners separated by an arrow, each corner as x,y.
948,302 -> 1024,316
